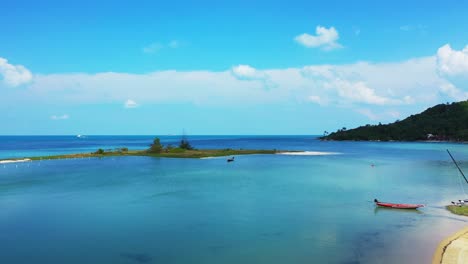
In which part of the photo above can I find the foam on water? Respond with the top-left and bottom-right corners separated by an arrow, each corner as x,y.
277,151 -> 341,156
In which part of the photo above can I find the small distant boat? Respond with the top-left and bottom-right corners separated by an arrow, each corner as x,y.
227,157 -> 235,162
374,199 -> 424,209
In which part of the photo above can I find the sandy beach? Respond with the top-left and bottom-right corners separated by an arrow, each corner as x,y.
433,227 -> 468,264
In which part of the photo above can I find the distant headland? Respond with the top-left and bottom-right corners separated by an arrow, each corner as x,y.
321,100 -> 468,142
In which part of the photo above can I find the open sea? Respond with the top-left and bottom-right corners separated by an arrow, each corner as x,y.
0,135 -> 467,264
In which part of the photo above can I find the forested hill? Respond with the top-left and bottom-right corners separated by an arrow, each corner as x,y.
321,100 -> 468,141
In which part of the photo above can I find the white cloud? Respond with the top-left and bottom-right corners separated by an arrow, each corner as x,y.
295,26 -> 342,50
231,65 -> 277,90
436,44 -> 468,76
51,114 -> 69,120
231,65 -> 264,80
330,79 -> 396,105
300,55 -> 465,105
124,99 -> 139,108
0,57 -> 33,87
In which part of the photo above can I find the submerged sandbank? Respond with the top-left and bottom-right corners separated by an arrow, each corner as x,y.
0,158 -> 31,164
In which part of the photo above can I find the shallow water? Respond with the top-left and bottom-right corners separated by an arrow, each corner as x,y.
0,136 -> 467,263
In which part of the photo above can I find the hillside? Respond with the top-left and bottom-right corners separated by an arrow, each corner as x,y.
321,100 -> 468,141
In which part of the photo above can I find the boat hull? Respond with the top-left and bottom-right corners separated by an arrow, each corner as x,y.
375,201 -> 424,209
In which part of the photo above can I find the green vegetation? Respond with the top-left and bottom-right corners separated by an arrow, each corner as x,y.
149,148 -> 276,158
179,136 -> 194,150
148,136 -> 195,153
148,138 -> 164,153
321,100 -> 468,141
95,148 -> 105,154
446,205 -> 468,216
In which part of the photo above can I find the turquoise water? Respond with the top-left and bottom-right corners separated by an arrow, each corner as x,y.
0,136 -> 467,263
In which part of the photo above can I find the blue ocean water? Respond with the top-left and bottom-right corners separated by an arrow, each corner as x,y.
0,136 -> 467,263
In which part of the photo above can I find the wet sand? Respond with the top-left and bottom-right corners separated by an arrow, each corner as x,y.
433,227 -> 468,264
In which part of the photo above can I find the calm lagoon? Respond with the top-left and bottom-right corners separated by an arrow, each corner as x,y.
0,136 -> 467,263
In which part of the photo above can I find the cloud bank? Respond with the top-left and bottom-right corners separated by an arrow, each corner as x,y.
2,44 -> 467,123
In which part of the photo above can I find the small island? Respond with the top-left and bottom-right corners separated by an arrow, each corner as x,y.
1,137 -> 283,162
321,100 -> 468,141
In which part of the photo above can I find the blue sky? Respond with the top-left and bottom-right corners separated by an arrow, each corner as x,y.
1,0 -> 468,135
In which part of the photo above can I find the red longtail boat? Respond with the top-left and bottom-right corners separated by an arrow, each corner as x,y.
374,199 -> 424,209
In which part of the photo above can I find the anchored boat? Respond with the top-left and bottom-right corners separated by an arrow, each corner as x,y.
374,199 -> 424,209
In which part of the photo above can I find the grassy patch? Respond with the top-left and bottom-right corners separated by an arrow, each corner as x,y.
146,149 -> 277,158
446,205 -> 468,216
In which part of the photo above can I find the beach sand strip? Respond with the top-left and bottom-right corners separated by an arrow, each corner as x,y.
433,226 -> 468,264
0,158 -> 32,164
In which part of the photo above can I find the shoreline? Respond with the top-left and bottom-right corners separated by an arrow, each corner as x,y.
433,227 -> 468,264
0,158 -> 31,164
320,138 -> 468,144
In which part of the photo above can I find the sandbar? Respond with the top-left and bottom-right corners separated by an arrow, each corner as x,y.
0,158 -> 32,164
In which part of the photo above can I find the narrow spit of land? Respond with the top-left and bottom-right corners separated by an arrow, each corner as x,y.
0,148 -> 282,162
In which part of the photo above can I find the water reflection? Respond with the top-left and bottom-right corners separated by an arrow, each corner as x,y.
373,206 -> 424,215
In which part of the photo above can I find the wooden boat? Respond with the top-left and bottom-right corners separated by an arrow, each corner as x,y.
374,199 -> 424,209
